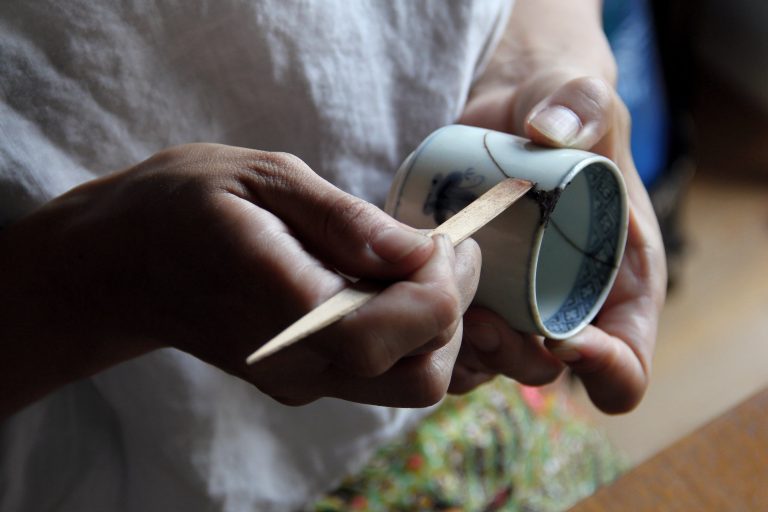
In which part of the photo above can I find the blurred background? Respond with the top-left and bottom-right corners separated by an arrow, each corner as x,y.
577,0 -> 768,466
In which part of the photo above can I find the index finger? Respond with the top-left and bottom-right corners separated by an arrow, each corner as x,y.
308,235 -> 463,378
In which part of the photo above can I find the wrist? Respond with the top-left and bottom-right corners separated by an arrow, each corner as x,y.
0,192 -> 154,417
472,0 -> 616,95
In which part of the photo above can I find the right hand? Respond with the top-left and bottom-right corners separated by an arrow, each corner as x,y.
2,143 -> 481,409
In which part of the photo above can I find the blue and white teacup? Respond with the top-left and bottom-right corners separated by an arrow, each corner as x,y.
385,124 -> 628,340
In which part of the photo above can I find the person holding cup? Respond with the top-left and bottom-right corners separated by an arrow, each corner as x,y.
454,0 -> 667,413
0,0 -> 665,510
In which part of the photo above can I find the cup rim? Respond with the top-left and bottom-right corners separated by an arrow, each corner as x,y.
386,125 -> 629,340
527,156 -> 628,339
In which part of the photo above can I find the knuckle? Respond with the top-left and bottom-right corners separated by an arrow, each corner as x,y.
390,281 -> 461,338
396,352 -> 455,407
323,195 -> 377,244
448,368 -> 489,396
407,366 -> 451,407
237,150 -> 312,200
342,334 -> 393,378
259,151 -> 310,175
424,285 -> 462,333
293,265 -> 346,312
402,375 -> 448,407
583,76 -> 612,102
575,76 -> 613,115
431,319 -> 461,350
141,144 -> 201,174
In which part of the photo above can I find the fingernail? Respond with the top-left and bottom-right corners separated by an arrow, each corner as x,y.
371,226 -> 432,264
529,105 -> 581,145
547,339 -> 582,363
465,322 -> 501,353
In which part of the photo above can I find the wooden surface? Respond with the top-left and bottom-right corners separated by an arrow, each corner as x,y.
569,388 -> 768,511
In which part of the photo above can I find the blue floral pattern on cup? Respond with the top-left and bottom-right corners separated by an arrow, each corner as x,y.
544,166 -> 622,334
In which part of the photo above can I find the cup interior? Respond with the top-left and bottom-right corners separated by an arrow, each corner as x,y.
534,162 -> 625,336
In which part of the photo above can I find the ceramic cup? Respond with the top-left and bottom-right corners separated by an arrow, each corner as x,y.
385,124 -> 628,339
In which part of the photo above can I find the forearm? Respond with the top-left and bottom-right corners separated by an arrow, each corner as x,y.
0,200 -> 151,419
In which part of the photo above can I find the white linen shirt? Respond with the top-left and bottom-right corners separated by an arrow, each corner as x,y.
0,1 -> 512,510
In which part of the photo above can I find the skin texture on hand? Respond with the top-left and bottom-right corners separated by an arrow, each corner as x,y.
0,144 -> 482,417
451,0 -> 667,414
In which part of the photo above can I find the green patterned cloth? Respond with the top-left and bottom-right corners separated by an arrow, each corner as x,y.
311,379 -> 624,512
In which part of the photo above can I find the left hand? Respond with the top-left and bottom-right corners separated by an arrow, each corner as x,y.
449,7 -> 667,413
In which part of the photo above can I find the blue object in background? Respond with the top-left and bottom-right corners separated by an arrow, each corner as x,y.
604,0 -> 670,188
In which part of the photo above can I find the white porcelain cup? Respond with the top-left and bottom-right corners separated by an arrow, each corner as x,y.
385,124 -> 628,339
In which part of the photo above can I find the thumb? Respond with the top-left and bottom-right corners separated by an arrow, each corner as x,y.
238,151 -> 434,280
523,76 -> 615,149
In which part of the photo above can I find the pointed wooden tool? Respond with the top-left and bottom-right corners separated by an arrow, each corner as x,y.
246,177 -> 533,364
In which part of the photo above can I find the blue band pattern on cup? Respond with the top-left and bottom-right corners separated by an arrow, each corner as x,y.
543,165 -> 622,334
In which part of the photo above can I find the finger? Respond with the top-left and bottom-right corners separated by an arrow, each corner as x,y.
323,327 -> 463,407
311,235 -> 462,378
408,237 -> 481,356
242,342 -> 331,406
232,149 -> 434,280
524,76 -> 615,149
210,193 -> 350,327
448,352 -> 495,395
545,325 -> 647,415
454,238 -> 482,311
247,319 -> 463,408
462,307 -> 564,386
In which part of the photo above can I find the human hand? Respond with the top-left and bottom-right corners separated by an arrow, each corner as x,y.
450,6 -> 666,413
1,144 -> 481,412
